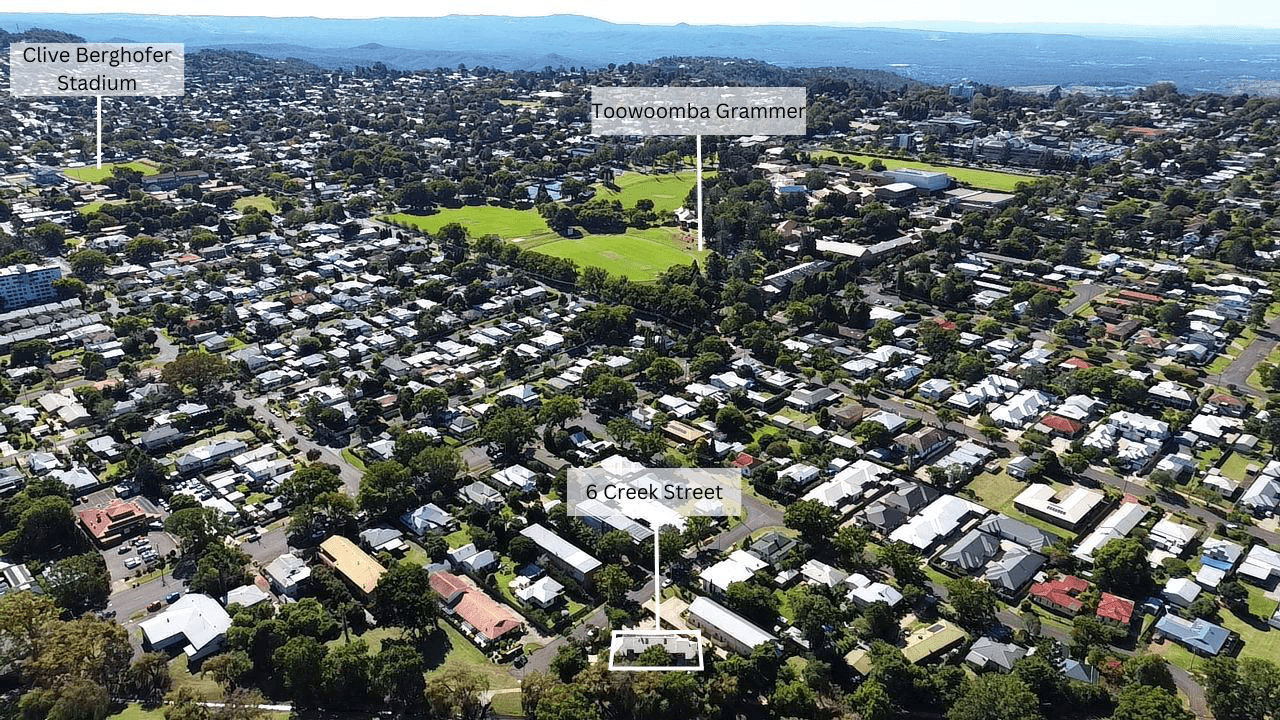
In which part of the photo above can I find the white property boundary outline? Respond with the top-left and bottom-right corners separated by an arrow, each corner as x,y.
606,628 -> 705,672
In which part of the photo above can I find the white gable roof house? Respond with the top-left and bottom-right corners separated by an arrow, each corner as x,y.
700,550 -> 769,596
801,459 -> 892,509
889,495 -> 987,551
991,389 -> 1054,428
139,594 -> 232,661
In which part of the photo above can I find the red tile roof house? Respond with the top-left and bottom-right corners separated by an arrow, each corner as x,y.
429,571 -> 523,646
1097,593 -> 1135,628
78,499 -> 154,547
1209,394 -> 1248,417
730,452 -> 760,476
1117,289 -> 1162,305
1029,575 -> 1089,616
1039,414 -> 1086,439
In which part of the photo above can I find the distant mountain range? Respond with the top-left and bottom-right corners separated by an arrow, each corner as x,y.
2,13 -> 1280,93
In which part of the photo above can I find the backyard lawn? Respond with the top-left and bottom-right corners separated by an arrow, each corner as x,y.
809,150 -> 1038,192
79,199 -> 122,215
168,655 -> 223,701
1222,598 -> 1280,664
1219,452 -> 1256,484
430,620 -> 522,691
965,472 -> 1067,537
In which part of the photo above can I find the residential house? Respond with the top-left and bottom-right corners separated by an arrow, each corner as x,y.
263,553 -> 311,597
686,596 -> 777,656
401,503 -> 458,536
139,594 -> 232,662
965,637 -> 1028,672
318,535 -> 386,597
1030,575 -> 1089,616
430,571 -> 523,646
520,523 -> 601,584
1153,615 -> 1231,656
1013,484 -> 1105,531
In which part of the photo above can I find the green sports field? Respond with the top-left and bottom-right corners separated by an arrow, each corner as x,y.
234,194 -> 278,213
383,206 -> 553,238
592,170 -> 715,213
523,227 -> 706,282
381,205 -> 704,281
809,150 -> 1038,192
63,161 -> 160,184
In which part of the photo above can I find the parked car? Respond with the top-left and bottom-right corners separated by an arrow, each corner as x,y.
117,545 -> 132,554
124,557 -> 141,569
165,592 -> 181,604
146,600 -> 162,612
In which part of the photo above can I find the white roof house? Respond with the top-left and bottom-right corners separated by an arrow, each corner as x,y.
1013,484 -> 1105,530
991,389 -> 1054,428
687,596 -> 776,656
520,523 -> 602,583
1148,519 -> 1198,556
1073,502 -> 1148,563
264,553 -> 311,596
514,576 -> 565,608
401,503 -> 457,535
1241,470 -> 1280,512
844,572 -> 904,608
139,594 -> 232,661
1163,577 -> 1202,607
801,459 -> 892,508
491,465 -> 538,492
700,550 -> 769,595
800,559 -> 848,588
1239,545 -> 1280,584
889,495 -> 987,550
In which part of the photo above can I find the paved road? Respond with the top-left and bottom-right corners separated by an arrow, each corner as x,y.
1060,282 -> 1106,317
233,392 -> 363,495
1218,315 -> 1280,398
108,574 -> 186,635
240,525 -> 290,566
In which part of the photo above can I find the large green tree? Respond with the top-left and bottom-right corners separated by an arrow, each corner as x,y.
947,673 -> 1043,720
42,553 -> 110,612
481,406 -> 536,459
1091,538 -> 1152,596
1112,684 -> 1193,720
161,352 -> 230,397
373,563 -> 438,640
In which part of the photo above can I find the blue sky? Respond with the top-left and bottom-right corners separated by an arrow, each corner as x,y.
21,0 -> 1280,28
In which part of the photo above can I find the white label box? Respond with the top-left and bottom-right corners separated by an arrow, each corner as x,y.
10,43 -> 185,97
590,86 -> 807,136
567,465 -> 742,527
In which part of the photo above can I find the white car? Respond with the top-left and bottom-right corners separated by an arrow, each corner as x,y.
124,557 -> 142,569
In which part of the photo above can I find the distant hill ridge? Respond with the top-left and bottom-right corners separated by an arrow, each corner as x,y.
0,13 -> 1278,91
